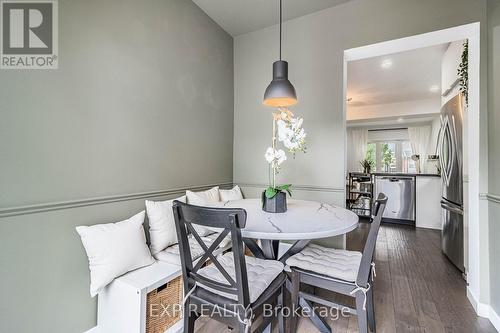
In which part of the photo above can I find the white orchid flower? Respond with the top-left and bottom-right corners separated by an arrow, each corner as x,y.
265,111 -> 306,186
277,119 -> 287,132
276,115 -> 307,153
275,149 -> 287,165
265,147 -> 275,163
293,118 -> 303,131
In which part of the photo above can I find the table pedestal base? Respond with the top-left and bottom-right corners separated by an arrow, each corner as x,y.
243,238 -> 310,263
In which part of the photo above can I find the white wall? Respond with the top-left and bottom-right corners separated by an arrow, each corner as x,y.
348,98 -> 440,121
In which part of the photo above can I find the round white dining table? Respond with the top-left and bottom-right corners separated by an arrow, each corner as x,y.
216,198 -> 359,263
221,198 -> 359,240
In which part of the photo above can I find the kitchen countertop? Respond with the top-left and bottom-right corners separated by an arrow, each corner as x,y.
371,172 -> 441,178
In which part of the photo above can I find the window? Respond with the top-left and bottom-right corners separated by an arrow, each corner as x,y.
365,143 -> 376,169
402,141 -> 417,173
365,141 -> 415,173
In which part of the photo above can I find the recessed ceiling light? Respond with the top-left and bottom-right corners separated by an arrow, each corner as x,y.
429,85 -> 440,92
381,59 -> 393,69
397,117 -> 404,123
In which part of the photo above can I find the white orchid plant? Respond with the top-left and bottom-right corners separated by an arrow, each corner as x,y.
264,107 -> 307,199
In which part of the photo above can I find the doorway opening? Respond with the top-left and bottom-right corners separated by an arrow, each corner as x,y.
343,23 -> 485,316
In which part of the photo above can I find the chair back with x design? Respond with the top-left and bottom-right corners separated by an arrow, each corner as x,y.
172,201 -> 251,307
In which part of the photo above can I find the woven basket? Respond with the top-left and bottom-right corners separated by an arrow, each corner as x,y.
146,276 -> 183,333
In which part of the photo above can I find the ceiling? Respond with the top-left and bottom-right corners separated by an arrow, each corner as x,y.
192,0 -> 351,36
347,43 -> 448,108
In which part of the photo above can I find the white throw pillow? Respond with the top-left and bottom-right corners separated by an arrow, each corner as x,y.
186,186 -> 220,236
186,186 -> 220,205
76,211 -> 155,297
219,185 -> 244,201
146,195 -> 186,255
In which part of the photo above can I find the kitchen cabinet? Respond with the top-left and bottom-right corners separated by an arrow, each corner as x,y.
416,176 -> 442,229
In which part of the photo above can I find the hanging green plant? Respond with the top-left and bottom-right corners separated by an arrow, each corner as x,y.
458,40 -> 469,106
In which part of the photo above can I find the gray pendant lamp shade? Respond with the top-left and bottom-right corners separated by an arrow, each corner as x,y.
263,60 -> 297,107
263,0 -> 297,107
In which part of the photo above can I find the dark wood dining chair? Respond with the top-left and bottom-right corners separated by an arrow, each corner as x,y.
172,201 -> 287,333
285,193 -> 388,333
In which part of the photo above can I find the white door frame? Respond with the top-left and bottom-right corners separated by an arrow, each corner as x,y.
343,23 -> 484,314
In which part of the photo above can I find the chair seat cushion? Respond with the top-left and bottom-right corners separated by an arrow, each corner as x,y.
197,253 -> 284,303
154,233 -> 231,265
286,244 -> 362,282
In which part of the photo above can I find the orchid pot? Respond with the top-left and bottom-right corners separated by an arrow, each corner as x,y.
262,184 -> 291,213
262,191 -> 287,213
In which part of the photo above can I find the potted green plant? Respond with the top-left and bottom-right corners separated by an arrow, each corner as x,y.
263,108 -> 307,213
360,159 -> 373,174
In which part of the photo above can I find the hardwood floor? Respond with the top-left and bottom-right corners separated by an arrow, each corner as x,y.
193,223 -> 496,333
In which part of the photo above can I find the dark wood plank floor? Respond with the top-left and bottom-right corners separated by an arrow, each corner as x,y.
194,223 -> 496,333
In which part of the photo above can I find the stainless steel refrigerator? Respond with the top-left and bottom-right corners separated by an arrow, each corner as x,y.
438,94 -> 464,272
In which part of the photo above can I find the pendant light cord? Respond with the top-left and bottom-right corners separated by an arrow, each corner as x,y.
279,0 -> 282,60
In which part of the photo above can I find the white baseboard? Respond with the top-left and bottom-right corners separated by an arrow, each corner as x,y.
468,287 -> 481,314
83,326 -> 98,333
490,306 -> 500,332
467,287 -> 488,316
467,287 -> 500,332
478,302 -> 491,318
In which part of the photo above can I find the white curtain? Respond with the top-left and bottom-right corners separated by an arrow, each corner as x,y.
347,128 -> 368,172
408,126 -> 431,172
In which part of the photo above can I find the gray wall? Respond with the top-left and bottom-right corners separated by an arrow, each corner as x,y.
0,0 -> 234,332
234,0 -> 488,207
488,0 -> 500,320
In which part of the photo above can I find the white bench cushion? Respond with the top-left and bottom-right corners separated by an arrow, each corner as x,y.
197,253 -> 284,303
154,233 -> 231,265
286,244 -> 362,282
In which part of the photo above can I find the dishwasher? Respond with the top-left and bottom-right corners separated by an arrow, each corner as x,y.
374,175 -> 416,225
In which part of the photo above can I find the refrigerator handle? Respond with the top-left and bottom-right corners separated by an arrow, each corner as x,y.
435,124 -> 442,155
438,121 -> 448,185
439,117 -> 455,187
448,116 -> 458,181
440,200 -> 463,215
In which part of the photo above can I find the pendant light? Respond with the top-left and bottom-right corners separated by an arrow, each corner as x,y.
263,0 -> 297,107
